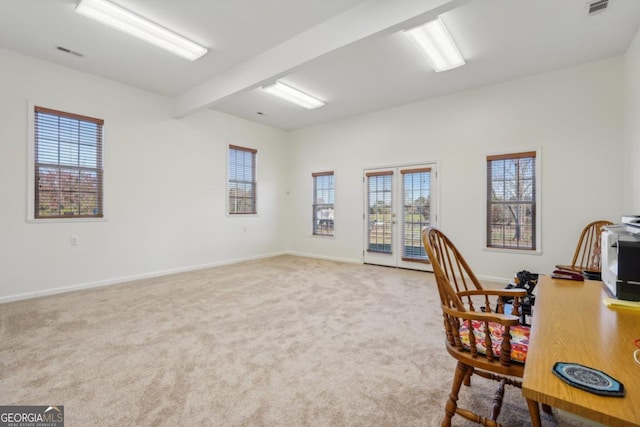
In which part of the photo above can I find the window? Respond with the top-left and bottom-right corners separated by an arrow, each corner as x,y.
33,106 -> 104,219
366,171 -> 394,254
401,167 -> 432,260
486,151 -> 536,250
366,171 -> 393,253
228,145 -> 257,214
312,171 -> 334,236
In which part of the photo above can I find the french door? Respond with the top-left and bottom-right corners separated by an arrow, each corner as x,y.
363,164 -> 437,271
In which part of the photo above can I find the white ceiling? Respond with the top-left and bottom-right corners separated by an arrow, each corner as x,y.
1,0 -> 639,130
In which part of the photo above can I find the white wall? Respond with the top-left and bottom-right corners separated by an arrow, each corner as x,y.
0,49 -> 289,302
287,57 -> 625,280
0,46 -> 631,301
624,27 -> 640,212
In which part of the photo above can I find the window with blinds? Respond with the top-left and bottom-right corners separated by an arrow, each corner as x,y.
312,171 -> 334,236
486,151 -> 536,250
366,171 -> 393,253
34,106 -> 104,219
228,145 -> 257,214
401,167 -> 431,261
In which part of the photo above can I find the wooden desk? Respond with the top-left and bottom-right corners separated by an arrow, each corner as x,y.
522,276 -> 640,427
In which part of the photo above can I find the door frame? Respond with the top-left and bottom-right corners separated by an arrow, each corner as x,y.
362,161 -> 439,271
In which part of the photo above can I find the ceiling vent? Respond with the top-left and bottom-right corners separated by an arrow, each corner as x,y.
56,46 -> 84,57
587,0 -> 609,15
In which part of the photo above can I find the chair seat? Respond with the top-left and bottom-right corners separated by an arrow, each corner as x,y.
459,321 -> 530,363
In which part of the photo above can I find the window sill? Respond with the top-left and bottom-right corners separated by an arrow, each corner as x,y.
311,234 -> 335,240
27,217 -> 109,224
483,247 -> 542,256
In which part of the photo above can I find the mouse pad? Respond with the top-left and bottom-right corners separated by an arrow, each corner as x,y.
552,362 -> 625,397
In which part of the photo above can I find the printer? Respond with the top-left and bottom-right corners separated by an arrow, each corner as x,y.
601,215 -> 640,301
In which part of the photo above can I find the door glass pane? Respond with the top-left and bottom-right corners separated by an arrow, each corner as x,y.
401,168 -> 431,260
367,173 -> 393,253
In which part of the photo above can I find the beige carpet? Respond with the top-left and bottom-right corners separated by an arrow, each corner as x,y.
1,255 -> 590,426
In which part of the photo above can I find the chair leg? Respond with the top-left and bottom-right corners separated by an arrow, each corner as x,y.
490,378 -> 507,421
442,361 -> 469,427
526,398 -> 542,427
463,368 -> 472,386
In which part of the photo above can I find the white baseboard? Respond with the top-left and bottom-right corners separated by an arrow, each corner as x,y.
0,251 -> 288,304
284,250 -> 362,265
1,251 -> 509,304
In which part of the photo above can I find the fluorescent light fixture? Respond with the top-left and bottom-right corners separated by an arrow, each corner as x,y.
261,81 -> 325,110
404,17 -> 465,72
75,0 -> 207,61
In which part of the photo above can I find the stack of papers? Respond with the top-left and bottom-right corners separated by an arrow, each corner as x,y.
602,298 -> 640,310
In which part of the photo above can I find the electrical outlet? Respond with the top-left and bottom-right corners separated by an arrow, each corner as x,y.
70,236 -> 78,246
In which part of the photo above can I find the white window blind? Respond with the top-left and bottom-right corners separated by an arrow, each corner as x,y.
228,145 -> 257,214
34,106 -> 104,219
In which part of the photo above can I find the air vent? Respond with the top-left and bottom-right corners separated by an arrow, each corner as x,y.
588,0 -> 609,15
56,46 -> 84,57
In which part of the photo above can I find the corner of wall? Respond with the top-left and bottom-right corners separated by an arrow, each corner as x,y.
624,27 -> 640,213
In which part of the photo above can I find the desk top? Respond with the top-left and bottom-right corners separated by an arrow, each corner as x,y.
522,276 -> 640,427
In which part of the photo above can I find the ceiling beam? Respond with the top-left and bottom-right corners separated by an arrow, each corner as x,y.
173,0 -> 470,118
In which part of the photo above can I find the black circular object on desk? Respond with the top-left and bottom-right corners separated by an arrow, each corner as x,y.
552,362 -> 625,397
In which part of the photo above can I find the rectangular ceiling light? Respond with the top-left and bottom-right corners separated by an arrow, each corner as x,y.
404,17 -> 465,72
76,0 -> 207,61
262,81 -> 325,110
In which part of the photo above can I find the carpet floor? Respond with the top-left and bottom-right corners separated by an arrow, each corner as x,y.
1,255 -> 591,426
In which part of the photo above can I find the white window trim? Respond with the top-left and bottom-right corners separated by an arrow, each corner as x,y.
26,101 -> 108,223
483,147 -> 542,255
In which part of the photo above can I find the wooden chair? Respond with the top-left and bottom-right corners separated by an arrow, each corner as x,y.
422,227 -> 545,427
555,220 -> 613,273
